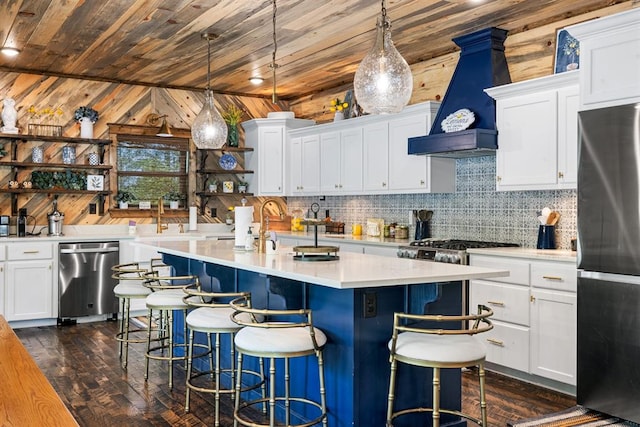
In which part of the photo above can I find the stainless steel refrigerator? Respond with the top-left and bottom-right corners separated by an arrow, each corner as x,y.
577,102 -> 640,423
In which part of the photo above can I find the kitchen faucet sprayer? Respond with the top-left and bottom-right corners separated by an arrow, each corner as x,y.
258,198 -> 286,253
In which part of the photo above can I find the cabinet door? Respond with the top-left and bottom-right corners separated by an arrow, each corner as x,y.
388,114 -> 429,191
300,135 -> 320,195
340,127 -> 363,193
363,121 -> 389,192
289,137 -> 303,195
0,263 -> 4,317
530,288 -> 577,385
320,131 -> 341,193
6,260 -> 54,321
259,126 -> 285,195
496,91 -> 558,190
557,85 -> 579,188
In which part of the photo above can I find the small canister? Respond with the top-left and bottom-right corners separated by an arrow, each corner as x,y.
395,225 -> 409,239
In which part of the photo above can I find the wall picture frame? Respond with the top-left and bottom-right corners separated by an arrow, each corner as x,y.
86,174 -> 104,191
554,29 -> 580,74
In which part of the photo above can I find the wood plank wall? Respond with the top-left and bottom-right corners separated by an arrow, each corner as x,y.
0,2 -> 633,227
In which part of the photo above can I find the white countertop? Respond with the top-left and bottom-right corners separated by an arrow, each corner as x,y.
141,239 -> 509,289
467,247 -> 577,263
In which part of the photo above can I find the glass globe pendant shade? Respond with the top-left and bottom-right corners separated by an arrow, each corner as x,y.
354,16 -> 413,115
192,89 -> 228,149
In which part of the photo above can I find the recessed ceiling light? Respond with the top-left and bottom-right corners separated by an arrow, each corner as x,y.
249,77 -> 264,85
1,47 -> 20,57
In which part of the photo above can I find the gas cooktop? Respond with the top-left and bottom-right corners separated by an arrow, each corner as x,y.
409,239 -> 520,250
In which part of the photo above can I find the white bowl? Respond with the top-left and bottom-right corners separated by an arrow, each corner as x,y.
267,111 -> 295,119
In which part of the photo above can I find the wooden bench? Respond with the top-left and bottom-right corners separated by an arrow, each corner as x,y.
0,315 -> 79,426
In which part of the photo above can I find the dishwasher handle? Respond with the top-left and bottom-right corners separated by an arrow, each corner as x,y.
60,247 -> 120,254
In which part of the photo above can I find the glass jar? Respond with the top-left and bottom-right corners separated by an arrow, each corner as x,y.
32,146 -> 44,163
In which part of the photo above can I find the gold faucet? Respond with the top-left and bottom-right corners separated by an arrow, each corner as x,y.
258,198 -> 286,253
156,198 -> 168,234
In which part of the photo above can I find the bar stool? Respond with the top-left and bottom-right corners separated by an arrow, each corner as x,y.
183,283 -> 266,427
111,262 -> 152,369
143,268 -> 197,389
386,305 -> 494,427
230,295 -> 328,427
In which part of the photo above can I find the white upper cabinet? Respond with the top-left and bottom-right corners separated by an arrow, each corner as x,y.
486,71 -> 579,191
290,101 -> 455,196
289,134 -> 321,196
568,8 -> 640,110
243,118 -> 314,196
319,128 -> 363,194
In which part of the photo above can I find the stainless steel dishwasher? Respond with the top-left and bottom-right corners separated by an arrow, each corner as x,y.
58,241 -> 120,322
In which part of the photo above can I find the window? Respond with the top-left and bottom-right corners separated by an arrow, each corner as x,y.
116,134 -> 189,203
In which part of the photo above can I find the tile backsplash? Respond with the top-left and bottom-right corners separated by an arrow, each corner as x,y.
287,156 -> 577,249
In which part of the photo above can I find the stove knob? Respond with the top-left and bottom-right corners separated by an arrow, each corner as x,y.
449,254 -> 460,264
397,249 -> 404,258
409,251 -> 417,259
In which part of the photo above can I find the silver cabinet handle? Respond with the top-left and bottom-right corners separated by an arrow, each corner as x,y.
60,247 -> 119,254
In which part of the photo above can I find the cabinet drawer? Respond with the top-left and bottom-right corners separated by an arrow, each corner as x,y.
530,261 -> 576,292
469,255 -> 529,285
8,242 -> 54,260
470,279 -> 530,326
482,320 -> 529,372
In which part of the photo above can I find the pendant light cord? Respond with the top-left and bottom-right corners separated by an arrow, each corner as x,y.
271,0 -> 278,103
206,36 -> 211,91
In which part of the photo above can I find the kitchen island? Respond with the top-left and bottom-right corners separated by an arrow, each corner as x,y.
141,239 -> 508,427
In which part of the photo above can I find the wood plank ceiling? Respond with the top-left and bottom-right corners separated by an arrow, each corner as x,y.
0,0 -> 631,101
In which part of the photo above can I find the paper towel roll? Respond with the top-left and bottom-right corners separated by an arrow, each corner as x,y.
189,206 -> 198,231
234,206 -> 254,247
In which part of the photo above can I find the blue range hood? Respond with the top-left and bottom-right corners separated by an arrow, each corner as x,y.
409,27 -> 511,158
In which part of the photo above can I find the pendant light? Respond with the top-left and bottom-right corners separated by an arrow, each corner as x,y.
353,0 -> 413,115
156,115 -> 173,137
192,33 -> 227,149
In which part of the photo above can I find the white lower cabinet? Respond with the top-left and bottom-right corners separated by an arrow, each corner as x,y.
470,253 -> 576,387
5,242 -> 55,322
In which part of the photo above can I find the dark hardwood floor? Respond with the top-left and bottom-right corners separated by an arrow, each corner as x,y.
15,320 -> 575,426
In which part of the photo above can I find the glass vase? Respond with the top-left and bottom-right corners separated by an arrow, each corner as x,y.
227,124 -> 239,147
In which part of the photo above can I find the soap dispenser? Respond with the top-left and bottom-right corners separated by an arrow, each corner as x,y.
245,226 -> 254,251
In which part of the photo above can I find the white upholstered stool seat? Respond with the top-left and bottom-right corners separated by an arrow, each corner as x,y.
183,287 -> 265,427
231,296 -> 328,427
143,271 -> 197,389
386,305 -> 494,427
391,332 -> 486,364
112,262 -> 151,369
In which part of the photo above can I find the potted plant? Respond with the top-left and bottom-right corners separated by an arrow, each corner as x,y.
208,178 -> 219,193
164,191 -> 185,209
74,106 -> 99,138
221,105 -> 244,147
238,180 -> 248,194
115,190 -> 134,209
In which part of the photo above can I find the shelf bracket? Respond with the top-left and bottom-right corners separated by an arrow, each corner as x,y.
98,193 -> 105,215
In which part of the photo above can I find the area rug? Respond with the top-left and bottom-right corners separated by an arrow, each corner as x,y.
509,406 -> 640,427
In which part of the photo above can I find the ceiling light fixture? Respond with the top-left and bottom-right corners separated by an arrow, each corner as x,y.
1,47 -> 20,57
156,115 -> 173,137
268,0 -> 279,104
353,0 -> 413,114
249,76 -> 264,85
191,33 -> 227,149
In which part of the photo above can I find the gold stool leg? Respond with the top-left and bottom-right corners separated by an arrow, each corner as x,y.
144,307 -> 153,380
214,332 -> 221,427
285,357 -> 290,426
478,363 -> 487,427
122,297 -> 132,369
433,366 -> 440,427
386,357 -> 397,427
269,357 -> 276,427
317,350 -> 328,426
185,329 -> 195,412
233,352 -> 243,427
